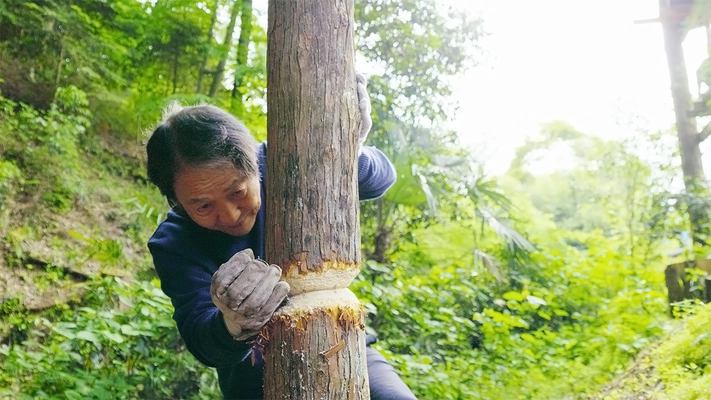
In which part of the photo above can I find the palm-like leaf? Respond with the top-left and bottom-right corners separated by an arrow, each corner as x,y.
473,248 -> 505,282
478,206 -> 536,253
370,127 -> 536,272
469,177 -> 514,213
385,155 -> 439,214
382,128 -> 446,215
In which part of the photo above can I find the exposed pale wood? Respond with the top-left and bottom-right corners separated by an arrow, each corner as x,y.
263,290 -> 369,399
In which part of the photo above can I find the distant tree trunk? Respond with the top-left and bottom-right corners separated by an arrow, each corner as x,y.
55,40 -> 65,87
661,4 -> 710,244
209,0 -> 241,98
263,0 -> 370,398
171,51 -> 179,94
231,0 -> 252,111
196,0 -> 219,94
54,0 -> 71,88
662,21 -> 703,180
373,197 -> 392,263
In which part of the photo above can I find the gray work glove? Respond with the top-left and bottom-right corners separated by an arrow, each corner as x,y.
356,73 -> 372,155
210,249 -> 290,341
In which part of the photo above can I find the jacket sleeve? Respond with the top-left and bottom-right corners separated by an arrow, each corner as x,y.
148,225 -> 251,368
357,146 -> 397,200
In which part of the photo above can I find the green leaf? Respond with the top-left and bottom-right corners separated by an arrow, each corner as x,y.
502,291 -> 524,302
520,333 -> 536,344
526,295 -> 547,307
121,325 -> 144,336
101,330 -> 125,343
76,330 -> 100,345
52,322 -> 78,339
64,390 -> 83,400
537,310 -> 552,320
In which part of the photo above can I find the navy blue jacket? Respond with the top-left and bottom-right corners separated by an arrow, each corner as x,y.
148,142 -> 396,399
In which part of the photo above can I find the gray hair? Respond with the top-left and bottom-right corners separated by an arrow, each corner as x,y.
146,103 -> 258,206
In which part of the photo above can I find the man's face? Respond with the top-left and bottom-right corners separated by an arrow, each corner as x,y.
173,162 -> 261,236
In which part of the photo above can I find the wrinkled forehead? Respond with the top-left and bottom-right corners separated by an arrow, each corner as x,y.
175,156 -> 253,180
174,162 -> 253,195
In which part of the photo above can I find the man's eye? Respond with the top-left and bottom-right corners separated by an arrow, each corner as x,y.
197,204 -> 212,212
232,190 -> 245,198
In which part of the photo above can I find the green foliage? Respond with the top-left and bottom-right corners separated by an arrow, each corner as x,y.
123,196 -> 165,228
355,227 -> 668,399
0,0 -> 130,105
355,0 -> 483,122
653,304 -> 711,399
0,87 -> 217,398
4,226 -> 40,269
0,159 -> 22,210
0,86 -> 91,213
598,304 -> 711,400
68,230 -> 125,268
0,278 -> 220,400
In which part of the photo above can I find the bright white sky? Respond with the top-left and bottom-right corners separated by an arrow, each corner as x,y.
443,0 -> 709,175
253,0 -> 711,176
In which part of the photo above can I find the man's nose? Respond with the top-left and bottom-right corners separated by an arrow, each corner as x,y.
217,201 -> 240,225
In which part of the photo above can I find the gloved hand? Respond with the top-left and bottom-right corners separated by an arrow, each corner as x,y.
356,73 -> 372,155
210,248 -> 290,341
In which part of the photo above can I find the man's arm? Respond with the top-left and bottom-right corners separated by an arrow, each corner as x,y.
355,73 -> 396,200
358,146 -> 396,200
148,217 -> 252,368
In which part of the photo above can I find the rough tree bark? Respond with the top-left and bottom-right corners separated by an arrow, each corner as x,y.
263,0 -> 370,398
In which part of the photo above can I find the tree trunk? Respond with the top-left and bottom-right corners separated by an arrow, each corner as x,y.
55,40 -> 65,88
371,197 -> 393,264
231,0 -> 252,110
661,9 -> 710,244
171,51 -> 179,95
196,0 -> 219,94
662,21 -> 703,180
209,0 -> 241,98
264,0 -> 369,398
55,0 -> 71,88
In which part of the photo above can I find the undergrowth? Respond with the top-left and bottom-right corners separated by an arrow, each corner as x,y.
596,303 -> 711,400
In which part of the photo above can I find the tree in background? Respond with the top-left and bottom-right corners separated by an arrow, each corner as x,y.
231,0 -> 253,112
659,0 -> 711,247
505,121 -> 676,262
353,0 -> 489,265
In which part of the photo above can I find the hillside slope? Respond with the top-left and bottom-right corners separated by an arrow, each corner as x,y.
588,304 -> 711,400
0,88 -> 164,338
0,90 -> 226,399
